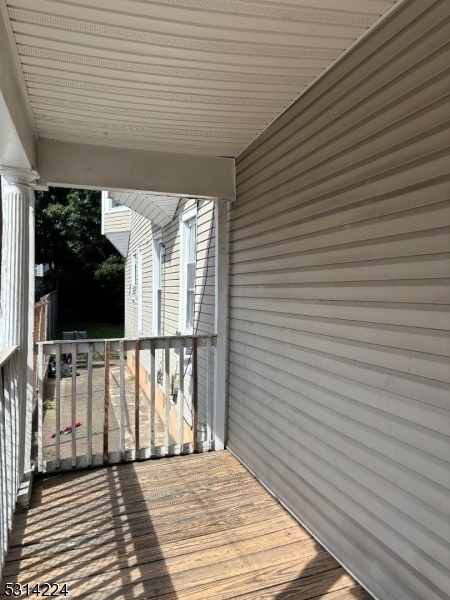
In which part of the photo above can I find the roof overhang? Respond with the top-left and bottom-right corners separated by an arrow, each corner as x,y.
0,0 -> 403,195
108,192 -> 180,229
0,2 -> 36,168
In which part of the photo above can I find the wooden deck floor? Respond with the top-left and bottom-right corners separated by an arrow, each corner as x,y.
1,452 -> 370,600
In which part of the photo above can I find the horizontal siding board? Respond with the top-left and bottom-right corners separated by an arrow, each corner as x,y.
228,369 -> 449,517
237,0 -> 445,170
237,129 -> 449,216
233,150 -> 449,233
229,3 -> 450,599
231,176 -> 450,244
231,176 -> 449,248
229,306 -> 450,356
230,318 -> 450,397
228,376 -> 449,562
194,284 -> 215,296
237,77 -> 448,206
228,338 -> 450,468
230,201 -> 450,262
230,253 -> 450,285
230,230 -> 450,275
103,210 -> 130,234
236,42 -> 448,194
228,418 -> 447,600
229,280 -> 450,304
230,296 -> 450,329
227,418 -> 446,600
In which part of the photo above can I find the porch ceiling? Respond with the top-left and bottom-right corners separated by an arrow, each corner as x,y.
2,0 -> 400,160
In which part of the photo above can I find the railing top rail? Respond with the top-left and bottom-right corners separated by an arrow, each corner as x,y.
35,334 -> 217,354
0,345 -> 19,368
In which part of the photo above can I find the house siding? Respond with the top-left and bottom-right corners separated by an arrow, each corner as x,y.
125,197 -> 216,427
103,208 -> 130,235
194,200 -> 216,426
125,210 -> 154,343
228,2 -> 450,600
102,208 -> 131,256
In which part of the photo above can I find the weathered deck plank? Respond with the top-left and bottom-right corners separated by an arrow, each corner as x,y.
1,452 -> 370,599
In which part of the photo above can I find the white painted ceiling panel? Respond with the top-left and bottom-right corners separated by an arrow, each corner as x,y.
4,0 -> 399,158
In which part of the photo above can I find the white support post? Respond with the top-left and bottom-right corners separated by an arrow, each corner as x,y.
25,186 -> 35,470
0,167 -> 38,479
214,199 -> 229,451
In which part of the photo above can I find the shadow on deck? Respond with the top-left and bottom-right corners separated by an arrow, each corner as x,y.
1,452 -> 370,599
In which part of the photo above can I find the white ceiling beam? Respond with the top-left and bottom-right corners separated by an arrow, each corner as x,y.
0,3 -> 36,169
37,140 -> 236,201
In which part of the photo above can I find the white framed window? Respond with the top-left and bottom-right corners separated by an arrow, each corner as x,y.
179,207 -> 197,334
101,191 -> 129,213
153,233 -> 163,336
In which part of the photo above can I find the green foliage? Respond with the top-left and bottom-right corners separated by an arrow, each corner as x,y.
94,255 -> 124,286
43,398 -> 54,411
35,188 -> 124,322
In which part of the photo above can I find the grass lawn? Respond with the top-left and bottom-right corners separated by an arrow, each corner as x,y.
56,321 -> 124,340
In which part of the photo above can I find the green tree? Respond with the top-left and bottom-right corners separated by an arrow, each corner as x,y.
35,188 -> 124,323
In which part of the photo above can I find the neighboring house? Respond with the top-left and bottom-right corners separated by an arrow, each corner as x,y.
34,263 -> 51,278
102,191 -> 216,443
34,263 -> 53,301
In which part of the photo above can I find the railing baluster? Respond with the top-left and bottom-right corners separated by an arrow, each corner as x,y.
2,356 -> 12,531
134,340 -> 140,458
55,344 -> 61,468
150,340 -> 155,454
178,338 -> 185,452
103,341 -> 110,464
206,336 -> 212,451
9,357 -> 18,493
71,342 -> 77,468
6,360 -> 14,494
6,376 -> 12,524
192,337 -> 198,451
164,338 -> 170,454
0,366 -> 6,564
14,355 -> 21,486
37,343 -> 44,472
86,343 -> 93,466
119,340 -> 125,459
9,357 -> 15,522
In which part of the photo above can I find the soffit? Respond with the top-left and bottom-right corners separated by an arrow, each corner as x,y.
4,0 -> 399,158
110,191 -> 180,228
104,231 -> 130,257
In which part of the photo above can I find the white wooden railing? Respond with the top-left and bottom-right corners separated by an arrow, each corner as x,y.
0,346 -> 21,578
35,335 -> 217,473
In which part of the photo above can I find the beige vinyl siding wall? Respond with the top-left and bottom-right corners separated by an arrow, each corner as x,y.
195,200 -> 216,335
162,198 -> 195,337
125,210 -> 154,344
163,198 -> 216,424
125,198 -> 216,420
195,200 -> 216,425
103,208 -> 130,235
228,2 -> 450,600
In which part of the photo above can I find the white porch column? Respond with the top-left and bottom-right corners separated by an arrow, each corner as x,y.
214,199 -> 229,451
0,167 -> 38,475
